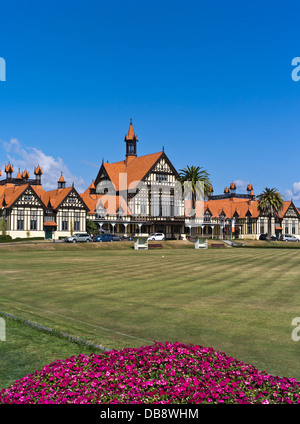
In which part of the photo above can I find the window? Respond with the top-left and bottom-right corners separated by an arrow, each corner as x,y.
247,216 -> 252,234
285,219 -> 289,234
156,174 -> 168,183
128,143 -> 135,154
62,211 -> 68,231
30,210 -> 37,231
292,220 -> 296,235
260,219 -> 265,234
204,213 -> 211,223
17,210 -> 24,230
24,194 -> 32,202
74,212 -> 80,231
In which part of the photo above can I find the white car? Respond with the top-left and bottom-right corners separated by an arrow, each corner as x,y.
280,234 -> 299,242
65,233 -> 92,243
147,233 -> 165,241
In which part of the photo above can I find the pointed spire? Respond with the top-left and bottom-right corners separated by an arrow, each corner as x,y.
58,172 -> 65,183
125,119 -> 138,141
5,163 -> 14,174
22,169 -> 29,179
16,169 -> 23,180
57,172 -> 66,189
34,165 -> 43,175
124,119 -> 138,158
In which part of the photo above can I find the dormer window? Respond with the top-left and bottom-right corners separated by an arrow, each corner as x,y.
204,211 -> 211,222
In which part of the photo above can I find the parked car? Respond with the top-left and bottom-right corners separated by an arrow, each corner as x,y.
280,234 -> 299,242
65,233 -> 92,243
147,233 -> 165,241
259,233 -> 277,241
94,233 -> 122,242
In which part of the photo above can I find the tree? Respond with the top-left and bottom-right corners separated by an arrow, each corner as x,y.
86,219 -> 98,235
257,188 -> 284,239
178,165 -> 212,237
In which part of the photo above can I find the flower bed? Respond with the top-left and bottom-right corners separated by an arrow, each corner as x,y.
1,341 -> 300,404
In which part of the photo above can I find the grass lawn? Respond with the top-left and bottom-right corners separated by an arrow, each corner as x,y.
0,315 -> 100,389
1,241 -> 300,388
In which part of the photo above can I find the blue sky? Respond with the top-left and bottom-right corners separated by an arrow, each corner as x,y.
1,0 -> 300,199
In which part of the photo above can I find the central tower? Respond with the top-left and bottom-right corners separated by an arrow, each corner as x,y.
125,119 -> 138,157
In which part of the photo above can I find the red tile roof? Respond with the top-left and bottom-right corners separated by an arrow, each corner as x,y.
102,151 -> 163,191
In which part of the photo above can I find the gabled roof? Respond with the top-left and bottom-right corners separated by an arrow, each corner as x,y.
97,195 -> 132,216
42,186 -> 73,210
0,185 -> 27,208
96,151 -> 164,191
80,193 -> 103,214
83,180 -> 96,195
0,184 -> 45,209
80,193 -> 131,216
195,198 -> 297,220
278,200 -> 300,218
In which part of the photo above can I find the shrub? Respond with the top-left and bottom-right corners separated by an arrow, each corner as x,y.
0,235 -> 12,243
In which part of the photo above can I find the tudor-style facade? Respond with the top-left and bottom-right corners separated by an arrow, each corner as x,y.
0,166 -> 88,240
1,121 -> 299,241
193,185 -> 300,240
81,121 -> 186,238
80,121 -> 300,240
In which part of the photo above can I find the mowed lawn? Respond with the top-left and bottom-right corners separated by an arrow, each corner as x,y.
1,242 -> 300,382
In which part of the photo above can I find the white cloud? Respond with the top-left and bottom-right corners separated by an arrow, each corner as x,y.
1,138 -> 86,192
233,179 -> 249,191
284,182 -> 300,202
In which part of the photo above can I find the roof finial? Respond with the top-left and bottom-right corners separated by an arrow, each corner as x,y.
130,118 -> 132,124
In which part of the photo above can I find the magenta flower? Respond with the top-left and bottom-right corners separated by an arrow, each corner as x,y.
1,341 -> 300,404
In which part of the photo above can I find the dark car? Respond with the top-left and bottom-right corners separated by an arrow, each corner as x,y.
259,233 -> 277,241
94,233 -> 122,242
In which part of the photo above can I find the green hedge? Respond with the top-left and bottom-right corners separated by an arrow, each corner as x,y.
0,236 -> 45,243
0,235 -> 12,243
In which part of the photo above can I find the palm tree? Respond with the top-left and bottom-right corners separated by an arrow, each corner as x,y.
257,188 -> 284,240
178,165 -> 211,237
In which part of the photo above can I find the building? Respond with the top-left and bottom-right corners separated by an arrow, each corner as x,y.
198,184 -> 300,240
81,121 -> 300,240
1,120 -> 299,241
0,165 -> 88,240
81,120 -> 186,238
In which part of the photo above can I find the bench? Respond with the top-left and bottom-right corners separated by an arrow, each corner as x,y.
195,238 -> 208,249
211,243 -> 225,248
148,243 -> 162,249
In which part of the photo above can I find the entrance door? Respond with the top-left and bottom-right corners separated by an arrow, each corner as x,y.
45,227 -> 53,239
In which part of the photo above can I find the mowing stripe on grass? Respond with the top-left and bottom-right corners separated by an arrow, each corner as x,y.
1,298 -> 153,344
0,310 -> 111,352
